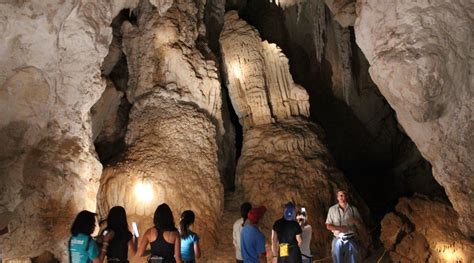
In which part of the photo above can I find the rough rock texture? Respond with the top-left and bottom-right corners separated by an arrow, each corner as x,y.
355,0 -> 474,236
323,0 -> 355,27
381,196 -> 473,262
96,0 -> 225,251
0,0 -> 176,261
220,12 -> 371,258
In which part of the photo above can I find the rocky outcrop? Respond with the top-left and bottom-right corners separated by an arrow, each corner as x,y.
96,0 -> 226,250
220,11 -> 309,129
381,196 -> 473,262
0,0 -> 176,260
220,11 -> 371,258
355,0 -> 474,236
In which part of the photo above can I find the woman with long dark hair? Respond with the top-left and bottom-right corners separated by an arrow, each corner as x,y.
100,206 -> 137,262
178,210 -> 201,263
137,203 -> 182,263
69,210 -> 110,263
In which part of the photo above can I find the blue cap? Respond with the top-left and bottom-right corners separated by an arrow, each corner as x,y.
283,202 -> 296,221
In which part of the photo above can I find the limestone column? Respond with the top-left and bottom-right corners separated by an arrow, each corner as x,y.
96,0 -> 225,250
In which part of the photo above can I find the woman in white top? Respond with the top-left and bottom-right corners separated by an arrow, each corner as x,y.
232,202 -> 252,263
296,209 -> 312,263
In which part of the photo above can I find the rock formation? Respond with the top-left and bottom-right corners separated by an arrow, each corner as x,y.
0,0 -> 176,260
220,11 -> 371,258
0,1 -> 114,260
355,0 -> 474,236
381,196 -> 473,262
96,0 -> 226,251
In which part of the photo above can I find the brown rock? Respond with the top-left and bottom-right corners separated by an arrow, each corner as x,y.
380,196 -> 473,262
380,212 -> 404,251
355,0 -> 474,236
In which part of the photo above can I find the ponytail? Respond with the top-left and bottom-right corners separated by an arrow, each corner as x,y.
179,210 -> 195,238
240,202 -> 252,227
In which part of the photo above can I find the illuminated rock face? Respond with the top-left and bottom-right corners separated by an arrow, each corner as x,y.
96,0 -> 224,250
0,1 -> 114,260
220,11 -> 309,129
380,196 -> 473,262
0,0 -> 175,261
355,0 -> 474,236
220,12 -> 370,258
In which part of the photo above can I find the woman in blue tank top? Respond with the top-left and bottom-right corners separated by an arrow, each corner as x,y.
178,210 -> 201,263
136,203 -> 182,263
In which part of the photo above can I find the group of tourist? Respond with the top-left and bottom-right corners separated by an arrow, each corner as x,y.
233,189 -> 363,263
69,189 -> 362,263
69,204 -> 199,263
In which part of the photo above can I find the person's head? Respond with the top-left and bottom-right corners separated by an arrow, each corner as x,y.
71,210 -> 97,236
296,210 -> 307,225
336,190 -> 348,204
247,206 -> 266,225
107,206 -> 130,235
240,202 -> 252,226
283,202 -> 296,221
179,210 -> 195,237
153,203 -> 176,231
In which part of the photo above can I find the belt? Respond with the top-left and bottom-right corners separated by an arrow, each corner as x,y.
108,258 -> 128,262
335,234 -> 355,241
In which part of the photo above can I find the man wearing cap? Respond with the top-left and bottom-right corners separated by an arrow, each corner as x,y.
271,202 -> 302,263
241,206 -> 267,263
325,190 -> 363,263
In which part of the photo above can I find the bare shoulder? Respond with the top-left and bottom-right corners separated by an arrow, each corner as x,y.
145,227 -> 157,240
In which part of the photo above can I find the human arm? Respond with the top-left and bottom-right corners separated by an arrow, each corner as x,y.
325,207 -> 349,234
193,234 -> 201,259
136,228 -> 152,257
296,234 -> 302,246
174,232 -> 182,263
258,231 -> 267,263
128,234 -> 138,257
232,220 -> 240,248
325,224 -> 349,233
91,231 -> 113,263
271,230 -> 278,263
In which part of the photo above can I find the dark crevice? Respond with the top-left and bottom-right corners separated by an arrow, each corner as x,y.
94,9 -> 137,165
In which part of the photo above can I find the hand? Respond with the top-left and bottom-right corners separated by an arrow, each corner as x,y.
272,257 -> 278,263
338,225 -> 349,233
103,231 -> 114,242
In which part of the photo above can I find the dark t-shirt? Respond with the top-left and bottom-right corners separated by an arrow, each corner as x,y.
273,218 -> 302,263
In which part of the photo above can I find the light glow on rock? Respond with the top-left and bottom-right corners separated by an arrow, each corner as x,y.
134,181 -> 154,203
232,63 -> 242,80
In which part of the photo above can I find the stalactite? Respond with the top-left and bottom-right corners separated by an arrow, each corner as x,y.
310,0 -> 326,62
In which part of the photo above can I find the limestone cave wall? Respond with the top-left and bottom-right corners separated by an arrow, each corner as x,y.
0,0 -> 472,262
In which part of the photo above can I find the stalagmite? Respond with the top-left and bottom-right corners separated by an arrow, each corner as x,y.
220,11 -> 371,258
96,0 -> 225,251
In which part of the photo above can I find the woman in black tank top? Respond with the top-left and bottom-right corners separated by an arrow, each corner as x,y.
137,203 -> 182,263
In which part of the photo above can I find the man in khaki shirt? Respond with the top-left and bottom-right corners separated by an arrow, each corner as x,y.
325,190 -> 363,263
